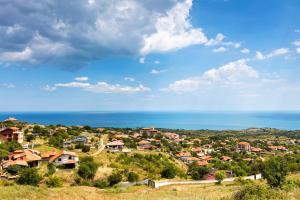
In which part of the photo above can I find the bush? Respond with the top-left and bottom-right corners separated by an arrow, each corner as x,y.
262,157 -> 288,188
46,176 -> 63,188
82,145 -> 90,153
6,165 -> 22,175
17,168 -> 42,186
107,172 -> 122,186
127,172 -> 139,182
234,184 -> 287,200
161,166 -> 176,179
77,156 -> 98,180
215,170 -> 226,184
190,166 -> 209,180
94,179 -> 109,188
47,163 -> 56,176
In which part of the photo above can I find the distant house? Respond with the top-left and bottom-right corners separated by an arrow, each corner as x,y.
106,140 -> 124,151
236,142 -> 251,152
182,157 -> 200,164
221,156 -> 232,162
163,132 -> 179,140
73,136 -> 88,143
3,149 -> 41,168
4,117 -> 19,123
268,145 -> 287,151
41,151 -> 57,161
140,128 -> 160,137
0,127 -> 24,143
63,140 -> 73,148
138,140 -> 151,148
176,152 -> 192,161
49,151 -> 79,168
251,147 -> 263,153
194,160 -> 209,166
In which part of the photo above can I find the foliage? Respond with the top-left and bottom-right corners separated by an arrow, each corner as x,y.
93,179 -> 109,188
77,156 -> 98,180
6,165 -> 22,175
107,172 -> 122,186
215,170 -> 226,184
262,157 -> 288,188
82,145 -> 90,152
190,166 -> 210,180
47,163 -> 56,176
161,166 -> 177,179
127,172 -> 139,182
46,176 -> 63,188
17,168 -> 42,186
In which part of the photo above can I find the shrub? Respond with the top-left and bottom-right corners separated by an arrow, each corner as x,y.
161,166 -> 176,179
47,163 -> 56,176
262,157 -> 288,188
6,165 -> 22,175
94,179 -> 109,188
82,145 -> 90,152
46,176 -> 63,188
215,170 -> 226,184
107,172 -> 122,186
17,168 -> 42,186
190,166 -> 209,180
234,184 -> 287,200
77,156 -> 98,180
127,172 -> 139,182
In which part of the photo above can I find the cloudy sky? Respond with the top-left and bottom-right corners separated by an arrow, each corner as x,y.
1,0 -> 300,111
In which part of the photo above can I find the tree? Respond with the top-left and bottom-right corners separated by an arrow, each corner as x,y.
190,166 -> 210,180
46,176 -> 63,188
82,145 -> 90,153
107,172 -> 122,186
47,163 -> 56,176
77,156 -> 98,180
17,168 -> 42,186
215,170 -> 226,184
127,172 -> 139,182
261,157 -> 288,188
0,149 -> 9,168
161,166 -> 176,179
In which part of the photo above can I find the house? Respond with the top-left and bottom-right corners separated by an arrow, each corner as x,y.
201,155 -> 214,163
106,140 -> 124,151
73,135 -> 88,143
3,149 -> 41,168
221,156 -> 232,162
138,140 -> 151,148
268,145 -> 287,151
41,151 -> 58,161
140,128 -> 160,137
0,127 -> 24,143
191,147 -> 205,157
4,117 -> 18,123
63,140 -> 73,148
182,157 -> 200,164
236,142 -> 251,152
251,147 -> 263,153
49,151 -> 79,168
195,160 -> 209,166
163,132 -> 179,140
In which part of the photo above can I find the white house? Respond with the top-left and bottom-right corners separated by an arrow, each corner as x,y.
49,151 -> 79,168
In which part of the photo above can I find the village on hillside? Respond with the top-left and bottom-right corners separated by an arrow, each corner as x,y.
0,117 -> 299,190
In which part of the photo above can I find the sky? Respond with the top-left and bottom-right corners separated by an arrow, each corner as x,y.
0,0 -> 300,111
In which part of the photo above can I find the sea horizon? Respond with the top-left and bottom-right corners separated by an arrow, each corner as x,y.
1,111 -> 300,131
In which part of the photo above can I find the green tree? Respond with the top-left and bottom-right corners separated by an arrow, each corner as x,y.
127,172 -> 139,182
190,166 -> 210,180
161,166 -> 176,179
77,156 -> 98,180
215,170 -> 226,184
107,172 -> 122,186
261,157 -> 288,188
17,168 -> 42,186
46,176 -> 63,188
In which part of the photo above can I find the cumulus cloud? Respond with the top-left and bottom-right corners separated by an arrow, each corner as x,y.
165,59 -> 259,93
212,47 -> 227,53
151,69 -> 168,74
140,0 -> 208,55
124,77 -> 135,82
241,48 -> 250,54
0,0 -> 217,68
74,77 -> 89,81
43,80 -> 150,94
293,40 -> 300,46
0,83 -> 16,89
297,48 -> 300,54
255,48 -> 289,60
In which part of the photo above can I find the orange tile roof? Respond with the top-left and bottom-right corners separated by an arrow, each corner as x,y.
195,161 -> 209,166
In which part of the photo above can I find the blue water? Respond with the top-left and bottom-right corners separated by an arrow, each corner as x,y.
0,111 -> 300,130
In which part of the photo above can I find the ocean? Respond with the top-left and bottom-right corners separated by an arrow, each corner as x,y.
0,111 -> 300,130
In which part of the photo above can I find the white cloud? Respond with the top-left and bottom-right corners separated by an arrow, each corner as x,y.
139,57 -> 145,64
165,59 -> 259,93
124,77 -> 135,82
205,33 -> 225,46
0,83 -> 16,89
151,69 -> 167,74
292,40 -> 300,46
43,81 -> 150,94
241,48 -> 250,54
255,48 -> 289,60
140,0 -> 208,55
297,48 -> 300,54
212,47 -> 227,53
74,77 -> 89,81
0,47 -> 32,62
154,60 -> 160,64
6,24 -> 23,35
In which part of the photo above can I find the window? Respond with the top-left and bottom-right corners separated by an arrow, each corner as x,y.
69,156 -> 72,160
58,158 -> 61,161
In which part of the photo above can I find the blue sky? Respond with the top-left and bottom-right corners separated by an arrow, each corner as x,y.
0,0 -> 300,111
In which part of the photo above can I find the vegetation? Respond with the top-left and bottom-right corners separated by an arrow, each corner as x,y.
46,176 -> 63,188
77,156 -> 98,180
17,168 -> 42,186
215,170 -> 226,184
262,157 -> 288,188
